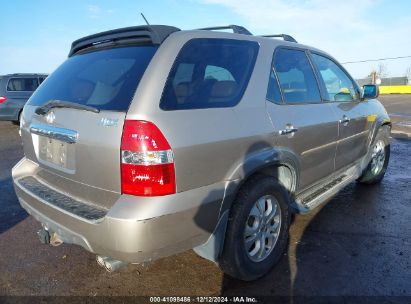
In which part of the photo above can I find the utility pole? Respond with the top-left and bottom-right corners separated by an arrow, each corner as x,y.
371,71 -> 377,85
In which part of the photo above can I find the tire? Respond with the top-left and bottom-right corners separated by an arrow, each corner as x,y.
358,126 -> 390,184
12,111 -> 22,125
219,175 -> 291,281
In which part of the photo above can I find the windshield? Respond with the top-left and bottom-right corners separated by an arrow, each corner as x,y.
28,46 -> 157,111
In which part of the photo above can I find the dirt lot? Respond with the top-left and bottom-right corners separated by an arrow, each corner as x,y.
0,95 -> 410,301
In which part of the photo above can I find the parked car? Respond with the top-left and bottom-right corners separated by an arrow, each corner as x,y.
0,73 -> 47,123
12,25 -> 391,281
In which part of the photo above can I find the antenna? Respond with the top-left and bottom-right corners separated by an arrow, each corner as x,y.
141,13 -> 150,26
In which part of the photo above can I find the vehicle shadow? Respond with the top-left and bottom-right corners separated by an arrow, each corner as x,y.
218,219 -> 294,300
218,183 -> 370,299
0,175 -> 28,234
0,122 -> 27,234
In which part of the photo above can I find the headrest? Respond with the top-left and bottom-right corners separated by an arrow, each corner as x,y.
175,82 -> 192,96
210,81 -> 237,98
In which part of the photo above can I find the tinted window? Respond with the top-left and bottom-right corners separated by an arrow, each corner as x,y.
28,46 -> 157,111
311,53 -> 359,102
273,48 -> 321,104
173,63 -> 194,87
160,39 -> 259,110
7,78 -> 39,91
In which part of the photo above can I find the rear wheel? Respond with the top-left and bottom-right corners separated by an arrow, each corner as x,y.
219,175 -> 291,281
358,126 -> 390,184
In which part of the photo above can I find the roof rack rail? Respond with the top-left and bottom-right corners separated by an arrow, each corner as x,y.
261,34 -> 297,43
69,25 -> 180,57
3,73 -> 48,77
197,25 -> 252,35
9,73 -> 45,75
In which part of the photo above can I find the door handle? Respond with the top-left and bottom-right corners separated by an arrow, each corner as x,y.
339,115 -> 350,126
279,125 -> 298,136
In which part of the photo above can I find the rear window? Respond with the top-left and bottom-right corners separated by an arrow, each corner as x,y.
160,38 -> 259,110
7,78 -> 39,92
28,46 -> 157,111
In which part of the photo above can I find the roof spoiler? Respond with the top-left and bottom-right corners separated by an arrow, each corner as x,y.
69,25 -> 180,56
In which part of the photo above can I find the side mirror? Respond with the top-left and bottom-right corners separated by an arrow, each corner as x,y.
361,84 -> 379,100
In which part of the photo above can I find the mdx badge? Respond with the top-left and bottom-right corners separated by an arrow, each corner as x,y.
99,117 -> 119,127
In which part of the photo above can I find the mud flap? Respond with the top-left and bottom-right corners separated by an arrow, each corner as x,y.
193,210 -> 229,264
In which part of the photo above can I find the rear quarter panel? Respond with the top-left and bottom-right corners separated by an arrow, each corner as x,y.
126,32 -> 284,193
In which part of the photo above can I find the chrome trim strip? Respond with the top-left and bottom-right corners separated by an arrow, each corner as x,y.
30,124 -> 78,144
337,130 -> 369,144
301,140 -> 337,156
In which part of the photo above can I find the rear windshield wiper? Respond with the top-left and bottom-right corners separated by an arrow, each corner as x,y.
35,100 -> 100,115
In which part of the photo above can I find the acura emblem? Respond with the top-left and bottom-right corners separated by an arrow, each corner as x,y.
46,111 -> 55,124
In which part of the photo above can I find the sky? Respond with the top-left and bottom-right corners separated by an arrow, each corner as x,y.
1,0 -> 411,79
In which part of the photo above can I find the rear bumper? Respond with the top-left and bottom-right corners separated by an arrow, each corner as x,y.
12,157 -> 225,263
0,102 -> 23,121
0,112 -> 19,121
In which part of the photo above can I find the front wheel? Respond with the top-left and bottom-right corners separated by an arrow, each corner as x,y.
219,175 -> 291,281
358,126 -> 390,184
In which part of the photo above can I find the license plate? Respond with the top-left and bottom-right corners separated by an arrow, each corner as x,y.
39,137 -> 68,168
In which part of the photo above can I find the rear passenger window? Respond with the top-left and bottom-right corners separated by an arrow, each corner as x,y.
7,78 -> 39,91
311,53 -> 359,102
160,38 -> 259,110
273,48 -> 321,104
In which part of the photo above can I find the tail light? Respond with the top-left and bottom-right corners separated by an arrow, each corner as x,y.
120,120 -> 176,196
0,96 -> 7,103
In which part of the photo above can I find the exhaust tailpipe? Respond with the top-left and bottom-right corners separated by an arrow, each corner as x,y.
37,227 -> 51,244
96,255 -> 128,272
37,227 -> 64,246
